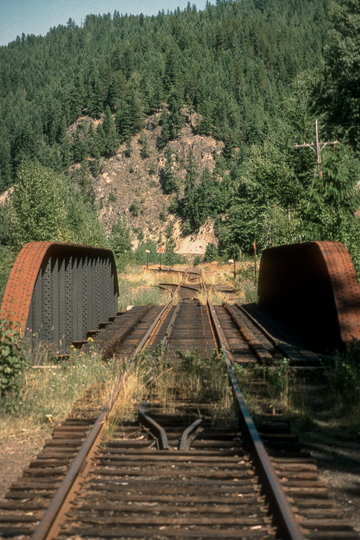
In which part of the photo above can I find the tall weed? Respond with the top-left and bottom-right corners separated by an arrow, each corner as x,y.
0,344 -> 126,442
324,340 -> 360,421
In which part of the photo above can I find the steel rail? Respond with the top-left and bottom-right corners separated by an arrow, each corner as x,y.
179,418 -> 203,451
206,298 -> 305,540
30,275 -> 189,540
138,402 -> 169,450
31,269 -> 304,540
235,302 -> 278,347
31,270 -> 191,540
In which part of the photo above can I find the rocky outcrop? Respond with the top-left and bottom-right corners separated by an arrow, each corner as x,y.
92,111 -> 224,254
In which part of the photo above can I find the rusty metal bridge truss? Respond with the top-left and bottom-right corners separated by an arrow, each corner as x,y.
1,242 -> 119,353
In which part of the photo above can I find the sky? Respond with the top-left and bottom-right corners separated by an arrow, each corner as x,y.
0,0 -> 207,47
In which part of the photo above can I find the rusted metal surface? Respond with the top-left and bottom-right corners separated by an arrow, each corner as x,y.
1,242 -> 119,352
258,241 -> 360,349
138,402 -> 169,450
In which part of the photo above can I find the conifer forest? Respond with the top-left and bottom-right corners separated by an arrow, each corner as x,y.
1,0 -> 360,290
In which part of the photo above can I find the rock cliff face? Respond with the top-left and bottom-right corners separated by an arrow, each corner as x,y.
92,110 -> 224,254
0,112 -> 223,256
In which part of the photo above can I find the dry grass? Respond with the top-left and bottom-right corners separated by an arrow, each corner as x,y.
120,266 -> 182,286
151,350 -> 237,427
207,286 -> 229,305
105,360 -> 152,439
200,261 -> 259,304
0,345 -> 126,443
117,267 -> 183,311
201,263 -> 234,286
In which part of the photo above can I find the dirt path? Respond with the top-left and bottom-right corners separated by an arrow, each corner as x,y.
301,428 -> 360,532
0,431 -> 49,499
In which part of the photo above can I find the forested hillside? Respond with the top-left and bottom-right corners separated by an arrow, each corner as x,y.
1,0 -> 360,277
0,0 -> 329,187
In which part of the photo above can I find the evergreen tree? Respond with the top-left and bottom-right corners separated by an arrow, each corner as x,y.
158,106 -> 171,150
163,237 -> 181,266
183,148 -> 199,231
197,167 -> 218,225
323,0 -> 360,146
161,147 -> 178,194
125,137 -> 133,158
68,73 -> 85,123
197,100 -> 213,135
139,131 -> 150,159
102,105 -> 118,155
110,216 -> 132,256
87,122 -> 96,157
88,75 -> 105,118
72,127 -> 88,162
0,132 -> 12,192
115,91 -> 142,142
169,89 -> 184,139
74,159 -> 93,204
93,124 -> 106,158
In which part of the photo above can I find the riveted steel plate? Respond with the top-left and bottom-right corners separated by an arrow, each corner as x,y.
1,242 -> 119,352
1,242 -> 50,332
258,241 -> 360,350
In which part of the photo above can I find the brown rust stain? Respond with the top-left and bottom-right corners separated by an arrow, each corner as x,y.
258,241 -> 360,348
316,241 -> 360,345
1,242 -> 50,333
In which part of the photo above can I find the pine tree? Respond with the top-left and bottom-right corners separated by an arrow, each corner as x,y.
103,105 -> 118,155
158,106 -> 171,150
169,89 -> 184,139
0,132 -> 12,192
197,100 -> 213,135
93,124 -> 106,158
111,216 -> 132,256
139,131 -> 150,159
323,0 -> 360,146
88,75 -> 105,118
183,148 -> 199,231
68,73 -> 85,123
72,127 -> 87,163
87,122 -> 96,157
161,147 -> 178,194
74,159 -> 93,204
197,167 -> 216,225
125,137 -> 133,158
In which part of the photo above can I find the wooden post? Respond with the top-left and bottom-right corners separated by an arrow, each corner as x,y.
315,119 -> 322,180
254,239 -> 257,284
294,120 -> 338,181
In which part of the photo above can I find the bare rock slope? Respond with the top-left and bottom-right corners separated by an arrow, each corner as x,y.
93,111 -> 223,254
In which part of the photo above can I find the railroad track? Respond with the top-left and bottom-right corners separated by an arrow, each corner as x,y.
0,269 -> 358,540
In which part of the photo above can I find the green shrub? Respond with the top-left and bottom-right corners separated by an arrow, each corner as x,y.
204,243 -> 218,262
129,201 -> 139,216
168,198 -> 179,215
324,341 -> 360,414
0,317 -> 27,396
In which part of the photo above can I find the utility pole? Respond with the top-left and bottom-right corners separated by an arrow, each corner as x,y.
294,119 -> 339,181
253,239 -> 257,285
